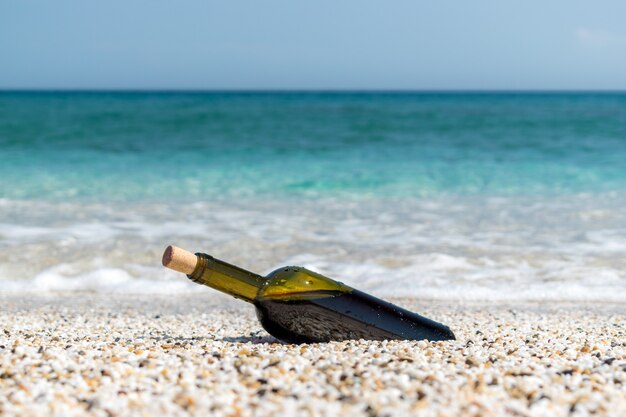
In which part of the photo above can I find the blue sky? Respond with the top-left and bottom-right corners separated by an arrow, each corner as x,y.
1,1 -> 625,90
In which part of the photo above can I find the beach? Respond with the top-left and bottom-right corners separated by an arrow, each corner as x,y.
1,294 -> 624,417
1,92 -> 625,416
3,0 -> 626,412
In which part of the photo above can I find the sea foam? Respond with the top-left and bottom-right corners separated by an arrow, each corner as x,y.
0,195 -> 625,301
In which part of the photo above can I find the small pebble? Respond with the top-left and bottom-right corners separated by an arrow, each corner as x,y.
0,294 -> 624,417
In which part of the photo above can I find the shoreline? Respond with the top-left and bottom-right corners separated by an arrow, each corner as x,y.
1,292 -> 625,313
1,294 -> 624,416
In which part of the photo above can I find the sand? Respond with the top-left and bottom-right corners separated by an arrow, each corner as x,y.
0,293 -> 624,417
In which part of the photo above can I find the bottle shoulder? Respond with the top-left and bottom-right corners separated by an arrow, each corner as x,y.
258,266 -> 352,301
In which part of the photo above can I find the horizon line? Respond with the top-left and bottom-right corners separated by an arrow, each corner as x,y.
1,88 -> 626,94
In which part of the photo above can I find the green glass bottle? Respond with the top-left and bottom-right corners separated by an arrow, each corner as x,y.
163,245 -> 455,343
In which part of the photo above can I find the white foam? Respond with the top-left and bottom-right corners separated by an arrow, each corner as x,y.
0,221 -> 211,243
0,223 -> 118,243
0,264 -> 199,294
0,194 -> 625,301
0,256 -> 623,302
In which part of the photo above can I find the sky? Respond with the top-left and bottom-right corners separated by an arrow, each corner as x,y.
1,1 -> 626,90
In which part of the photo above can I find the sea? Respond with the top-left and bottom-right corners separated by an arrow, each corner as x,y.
1,91 -> 625,302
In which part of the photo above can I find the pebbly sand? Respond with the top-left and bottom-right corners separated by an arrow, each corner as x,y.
0,294 -> 624,417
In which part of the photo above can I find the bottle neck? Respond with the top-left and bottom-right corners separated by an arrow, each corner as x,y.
188,253 -> 266,303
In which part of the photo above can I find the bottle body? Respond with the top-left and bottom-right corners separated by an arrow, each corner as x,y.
254,266 -> 455,343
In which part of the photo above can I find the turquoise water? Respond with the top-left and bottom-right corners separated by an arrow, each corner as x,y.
1,91 -> 625,300
1,92 -> 626,200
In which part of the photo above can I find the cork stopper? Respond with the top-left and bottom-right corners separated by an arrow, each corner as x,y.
162,245 -> 198,275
